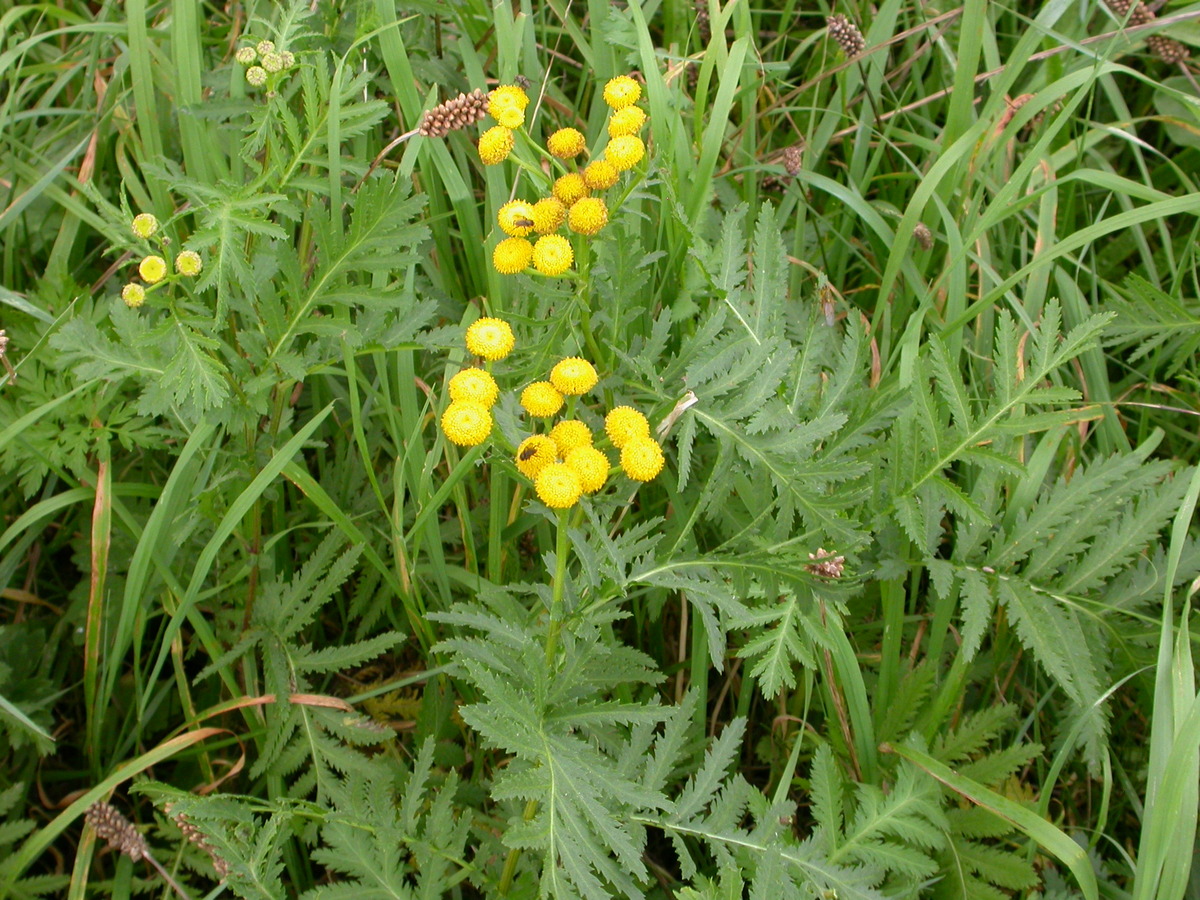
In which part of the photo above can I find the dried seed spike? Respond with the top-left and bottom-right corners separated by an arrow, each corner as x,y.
417,89 -> 489,138
85,802 -> 149,861
782,144 -> 803,176
827,15 -> 866,59
913,222 -> 933,250
1102,0 -> 1153,25
695,0 -> 712,43
1147,33 -> 1189,63
806,548 -> 846,579
169,806 -> 231,878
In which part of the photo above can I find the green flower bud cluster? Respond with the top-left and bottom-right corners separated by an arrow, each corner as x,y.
235,38 -> 297,93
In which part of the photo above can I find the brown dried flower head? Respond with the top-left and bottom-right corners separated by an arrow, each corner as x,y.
806,548 -> 846,579
1147,33 -> 1189,63
168,805 -> 231,878
85,802 -> 149,861
913,222 -> 933,250
827,15 -> 866,58
418,89 -> 489,138
783,144 -> 803,176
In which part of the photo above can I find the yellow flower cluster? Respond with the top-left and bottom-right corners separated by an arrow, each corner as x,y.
486,73 -> 649,278
120,213 -> 204,309
509,356 -> 665,508
441,318 -> 515,448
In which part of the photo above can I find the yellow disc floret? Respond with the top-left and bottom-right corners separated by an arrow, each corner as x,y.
568,197 -> 608,236
479,126 -> 515,165
448,367 -> 500,408
550,419 -> 593,457
515,435 -> 557,479
496,106 -> 524,129
489,84 -> 530,115
465,317 -> 515,361
175,250 -> 203,276
138,255 -> 168,284
547,128 -> 586,159
605,135 -> 645,172
565,445 -> 609,493
605,406 -> 650,448
603,75 -> 642,110
583,160 -> 619,190
530,197 -> 567,234
550,357 -> 598,396
552,173 -> 589,206
131,213 -> 159,239
535,462 -> 583,509
521,381 -> 564,417
498,200 -> 536,237
121,283 -> 146,308
441,401 -> 493,447
533,235 -> 574,276
620,435 -> 665,481
493,237 -> 533,274
608,106 -> 647,137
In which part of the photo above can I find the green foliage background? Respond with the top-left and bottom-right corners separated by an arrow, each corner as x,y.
1,0 -> 1199,897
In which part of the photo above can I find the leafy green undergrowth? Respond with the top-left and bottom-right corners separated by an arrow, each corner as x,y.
1,0 -> 1199,898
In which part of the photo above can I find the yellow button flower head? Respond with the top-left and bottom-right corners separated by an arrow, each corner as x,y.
605,405 -> 650,448
131,213 -> 159,239
175,250 -> 203,277
608,105 -> 647,137
493,237 -> 533,274
550,357 -> 598,396
550,419 -> 593,457
442,401 -> 493,446
535,462 -> 583,509
521,381 -> 564,417
121,283 -> 146,308
515,434 -> 557,479
552,173 -> 589,206
496,106 -> 524,129
621,435 -> 665,481
498,200 -> 536,237
547,128 -> 586,159
604,75 -> 641,110
530,197 -> 567,234
533,235 -> 573,276
605,135 -> 645,172
565,445 -> 609,493
138,255 -> 168,284
465,317 -> 515,361
583,160 -> 619,190
449,367 -> 500,408
478,126 -> 514,165
488,85 -> 529,116
568,197 -> 608,236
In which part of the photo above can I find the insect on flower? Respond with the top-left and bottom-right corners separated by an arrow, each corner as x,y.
519,444 -> 539,461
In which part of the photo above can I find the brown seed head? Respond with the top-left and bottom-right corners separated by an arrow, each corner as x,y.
827,15 -> 866,58
913,222 -> 933,250
783,144 -> 803,176
417,89 -> 489,138
168,806 -> 230,878
85,802 -> 149,861
1147,33 -> 1189,63
806,548 -> 846,579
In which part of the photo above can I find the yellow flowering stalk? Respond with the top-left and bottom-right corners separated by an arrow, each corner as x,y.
583,160 -> 619,191
564,445 -> 609,494
603,75 -> 641,110
493,237 -> 533,275
530,198 -> 567,234
521,381 -> 564,418
568,197 -> 608,236
605,135 -> 645,172
535,462 -> 583,509
547,128 -> 586,159
608,106 -> 647,137
448,367 -> 500,408
550,357 -> 598,396
498,201 -> 536,237
605,406 -> 650,448
441,401 -> 493,446
620,435 -> 665,481
515,435 -> 557,479
138,255 -> 168,284
479,126 -> 515,165
552,173 -> 589,207
465,317 -> 515,361
532,235 -> 573,276
550,420 -> 593,457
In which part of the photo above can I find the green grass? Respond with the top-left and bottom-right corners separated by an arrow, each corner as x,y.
1,0 -> 1199,897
